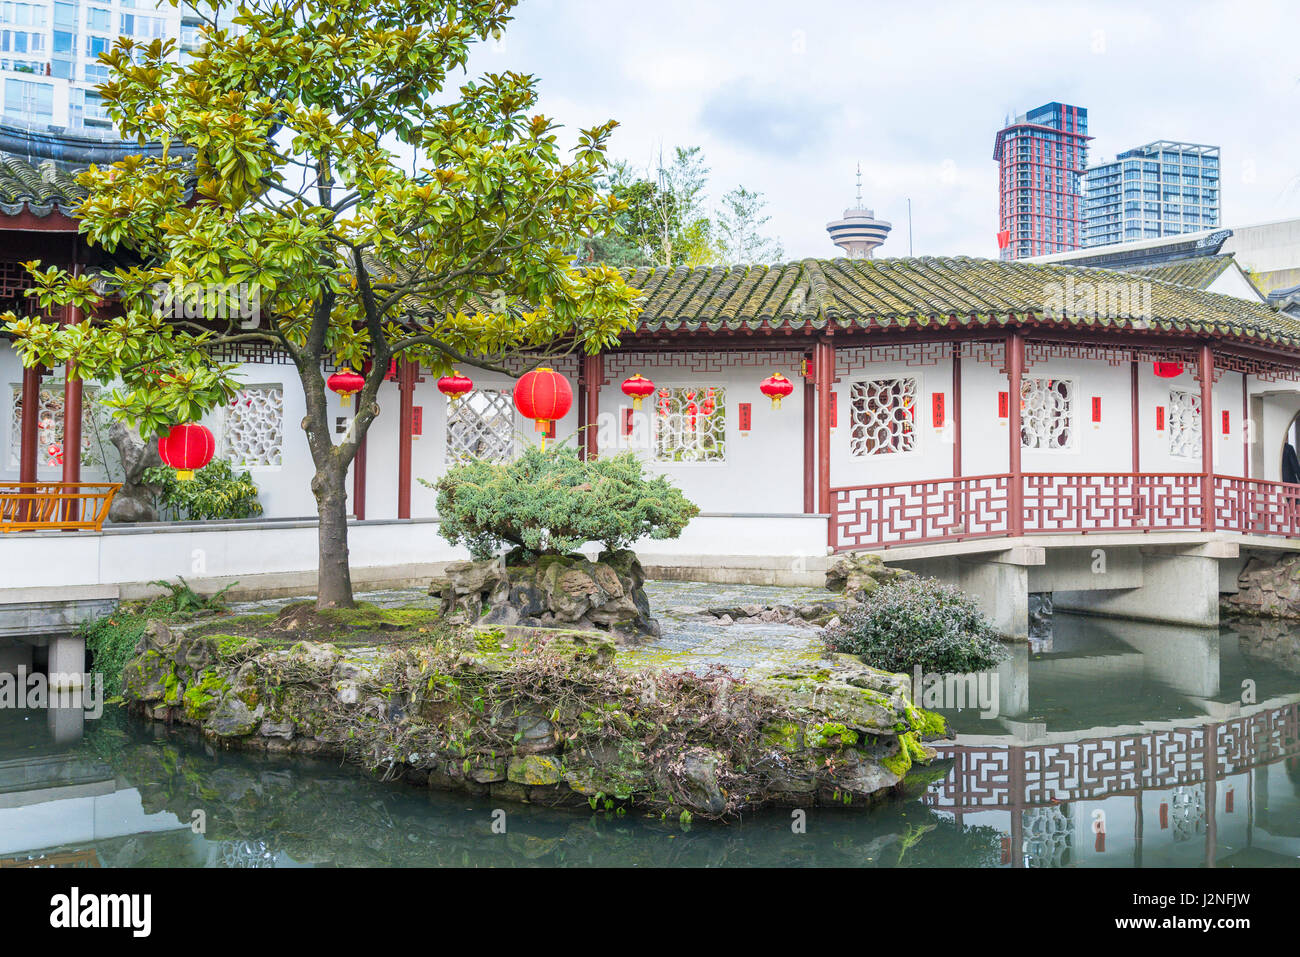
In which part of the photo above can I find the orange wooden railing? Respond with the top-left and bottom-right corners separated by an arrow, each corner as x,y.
0,482 -> 120,532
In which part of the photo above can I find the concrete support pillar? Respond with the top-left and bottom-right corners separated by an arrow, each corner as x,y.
48,632 -> 85,690
958,552 -> 1031,641
1054,547 -> 1224,627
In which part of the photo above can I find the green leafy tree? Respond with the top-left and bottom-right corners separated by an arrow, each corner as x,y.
717,185 -> 784,265
427,445 -> 699,561
2,0 -> 641,608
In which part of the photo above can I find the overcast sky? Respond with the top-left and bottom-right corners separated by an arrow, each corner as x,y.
462,0 -> 1300,262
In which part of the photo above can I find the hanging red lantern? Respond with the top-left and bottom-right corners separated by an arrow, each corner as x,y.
621,373 -> 656,410
686,393 -> 699,432
513,367 -> 573,447
47,442 -> 63,466
158,423 -> 215,481
1154,361 -> 1184,378
657,388 -> 670,416
759,373 -> 794,409
326,368 -> 365,407
437,371 -> 474,402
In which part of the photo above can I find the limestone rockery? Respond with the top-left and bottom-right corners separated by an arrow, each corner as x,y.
428,550 -> 660,641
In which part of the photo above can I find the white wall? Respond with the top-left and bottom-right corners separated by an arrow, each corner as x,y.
593,352 -> 807,513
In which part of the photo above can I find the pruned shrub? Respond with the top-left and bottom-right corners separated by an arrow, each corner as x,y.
427,445 -> 699,560
142,458 -> 263,521
825,576 -> 1008,674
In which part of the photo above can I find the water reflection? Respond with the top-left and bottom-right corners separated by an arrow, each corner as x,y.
1,612 -> 1300,867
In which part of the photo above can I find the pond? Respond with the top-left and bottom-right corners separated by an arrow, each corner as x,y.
2,583 -> 1298,867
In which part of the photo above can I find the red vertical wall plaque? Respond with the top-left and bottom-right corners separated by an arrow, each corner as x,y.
738,402 -> 752,432
931,392 -> 945,428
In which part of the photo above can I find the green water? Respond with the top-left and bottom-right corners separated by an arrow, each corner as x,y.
3,591 -> 1300,867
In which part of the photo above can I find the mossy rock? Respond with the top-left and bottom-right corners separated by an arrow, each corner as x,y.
182,667 -> 228,721
122,650 -> 173,703
507,754 -> 563,786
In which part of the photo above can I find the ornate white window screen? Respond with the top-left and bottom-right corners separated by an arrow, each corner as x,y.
1168,389 -> 1201,459
222,384 -> 284,467
1020,377 -> 1074,450
654,386 -> 725,463
447,389 -> 515,463
8,381 -> 98,469
849,377 -> 918,456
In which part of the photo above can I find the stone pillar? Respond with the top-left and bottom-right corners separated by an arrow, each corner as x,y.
47,632 -> 85,690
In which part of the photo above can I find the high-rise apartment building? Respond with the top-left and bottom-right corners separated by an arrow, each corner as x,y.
0,0 -> 207,135
1083,141 -> 1220,248
993,102 -> 1090,260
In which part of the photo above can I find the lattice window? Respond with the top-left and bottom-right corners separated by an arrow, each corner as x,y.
654,386 -> 725,463
222,385 -> 283,467
8,381 -> 98,469
1168,389 -> 1201,459
447,389 -> 515,463
849,377 -> 917,456
1020,377 -> 1074,451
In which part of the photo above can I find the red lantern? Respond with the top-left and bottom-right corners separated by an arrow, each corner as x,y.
438,371 -> 474,402
1154,362 -> 1184,378
326,368 -> 365,407
158,423 -> 215,481
701,387 -> 716,416
513,367 -> 573,447
47,442 -> 63,466
759,373 -> 794,409
621,373 -> 656,410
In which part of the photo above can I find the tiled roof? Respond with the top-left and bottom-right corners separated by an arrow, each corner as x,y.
622,256 -> 1300,349
0,155 -> 86,217
1124,255 -> 1237,290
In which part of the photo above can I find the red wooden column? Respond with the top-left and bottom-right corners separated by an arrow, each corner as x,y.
951,343 -> 962,478
1130,361 -> 1141,472
1199,342 -> 1215,532
1242,373 -> 1250,480
18,362 -> 40,485
802,352 -> 815,513
814,336 -> 834,546
397,358 -> 416,519
61,300 -> 83,523
1006,330 -> 1025,536
581,353 -> 602,460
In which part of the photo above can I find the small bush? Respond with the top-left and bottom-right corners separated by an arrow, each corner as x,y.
427,445 -> 699,560
825,577 -> 1008,675
142,458 -> 263,521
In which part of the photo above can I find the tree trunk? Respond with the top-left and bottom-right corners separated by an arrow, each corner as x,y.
314,461 -> 354,609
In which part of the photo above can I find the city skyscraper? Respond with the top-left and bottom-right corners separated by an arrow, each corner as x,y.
993,102 -> 1090,260
0,0 -> 208,136
1083,141 -> 1221,248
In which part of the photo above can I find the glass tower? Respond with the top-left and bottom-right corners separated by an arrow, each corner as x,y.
1083,141 -> 1221,248
0,0 -> 207,135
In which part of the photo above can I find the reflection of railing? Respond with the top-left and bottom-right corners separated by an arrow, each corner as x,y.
831,471 -> 1300,550
924,702 -> 1300,813
0,848 -> 100,867
0,482 -> 119,532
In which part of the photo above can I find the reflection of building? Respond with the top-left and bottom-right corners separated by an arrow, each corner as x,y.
926,699 -> 1300,867
1083,142 -> 1220,248
994,102 -> 1090,260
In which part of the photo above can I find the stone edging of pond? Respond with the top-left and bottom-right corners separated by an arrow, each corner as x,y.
120,616 -> 948,821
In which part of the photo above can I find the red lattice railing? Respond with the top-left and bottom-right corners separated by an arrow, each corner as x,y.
1023,472 -> 1202,534
832,474 -> 1012,550
831,471 -> 1300,550
1213,474 -> 1300,539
